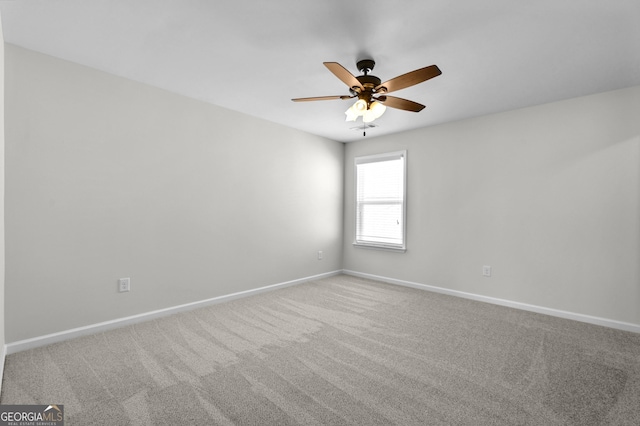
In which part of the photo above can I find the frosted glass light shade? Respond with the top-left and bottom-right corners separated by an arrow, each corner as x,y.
369,101 -> 386,118
363,109 -> 376,123
345,99 -> 386,123
345,107 -> 358,121
353,99 -> 367,113
363,101 -> 386,123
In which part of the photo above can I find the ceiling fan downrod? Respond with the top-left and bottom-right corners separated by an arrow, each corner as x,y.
356,59 -> 375,75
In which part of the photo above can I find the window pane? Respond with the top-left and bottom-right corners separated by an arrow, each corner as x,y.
357,159 -> 403,201
354,151 -> 406,249
357,203 -> 403,245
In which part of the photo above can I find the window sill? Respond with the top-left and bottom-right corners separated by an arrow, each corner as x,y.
353,242 -> 406,253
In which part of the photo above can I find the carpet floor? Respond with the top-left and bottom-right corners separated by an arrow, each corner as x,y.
1,274 -> 639,425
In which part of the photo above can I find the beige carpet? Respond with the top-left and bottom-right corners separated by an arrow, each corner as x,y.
1,274 -> 639,425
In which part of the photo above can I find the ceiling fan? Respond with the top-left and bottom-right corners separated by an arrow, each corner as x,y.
292,59 -> 441,124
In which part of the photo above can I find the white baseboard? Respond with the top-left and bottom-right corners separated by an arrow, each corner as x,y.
6,270 -> 342,355
8,268 -> 637,355
343,270 -> 640,334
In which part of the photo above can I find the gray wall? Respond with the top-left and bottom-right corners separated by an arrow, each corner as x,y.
1,15 -> 6,368
4,45 -> 344,342
344,85 -> 640,326
5,43 -> 640,344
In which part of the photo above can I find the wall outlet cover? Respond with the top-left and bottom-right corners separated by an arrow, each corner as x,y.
118,277 -> 131,292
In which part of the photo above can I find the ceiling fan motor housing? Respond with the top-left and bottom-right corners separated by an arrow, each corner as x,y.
354,74 -> 382,105
356,75 -> 381,88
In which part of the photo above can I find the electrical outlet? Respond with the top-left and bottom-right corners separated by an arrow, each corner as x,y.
482,266 -> 491,277
318,251 -> 323,260
118,277 -> 130,292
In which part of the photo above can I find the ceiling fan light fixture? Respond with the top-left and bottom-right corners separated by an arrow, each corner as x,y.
345,107 -> 358,121
363,110 -> 376,123
345,98 -> 369,121
353,99 -> 367,113
362,101 -> 386,123
369,101 -> 386,118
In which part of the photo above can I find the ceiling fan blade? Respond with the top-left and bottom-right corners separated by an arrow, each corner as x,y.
323,62 -> 363,91
375,65 -> 441,93
376,95 -> 425,112
291,95 -> 353,102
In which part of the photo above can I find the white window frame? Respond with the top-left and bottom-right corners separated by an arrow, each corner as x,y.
353,150 -> 407,252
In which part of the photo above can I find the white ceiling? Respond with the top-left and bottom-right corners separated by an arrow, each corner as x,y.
1,0 -> 639,142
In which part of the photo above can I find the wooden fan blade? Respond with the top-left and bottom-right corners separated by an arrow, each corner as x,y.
375,65 -> 441,93
291,95 -> 353,102
323,62 -> 363,91
377,95 -> 425,112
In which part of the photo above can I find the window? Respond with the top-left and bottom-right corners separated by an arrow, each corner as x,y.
354,150 -> 406,251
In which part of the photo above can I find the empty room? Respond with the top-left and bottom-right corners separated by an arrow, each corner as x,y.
0,1 -> 639,425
